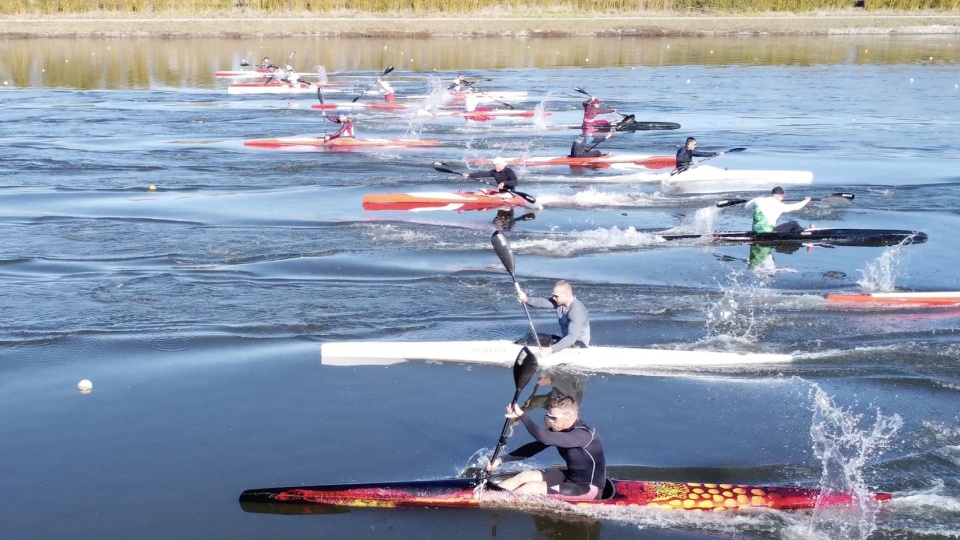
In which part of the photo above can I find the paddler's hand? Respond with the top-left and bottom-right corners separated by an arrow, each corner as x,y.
715,151 -> 725,157
497,182 -> 505,190
539,346 -> 554,357
462,173 -> 470,179
537,376 -> 553,386
505,403 -> 524,420
486,457 -> 502,472
517,291 -> 528,303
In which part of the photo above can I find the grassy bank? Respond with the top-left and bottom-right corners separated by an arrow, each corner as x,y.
2,8 -> 959,37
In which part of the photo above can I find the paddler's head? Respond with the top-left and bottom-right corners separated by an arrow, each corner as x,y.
550,280 -> 574,307
492,157 -> 507,172
544,394 -> 579,431
336,114 -> 348,123
685,137 -> 697,149
771,186 -> 785,200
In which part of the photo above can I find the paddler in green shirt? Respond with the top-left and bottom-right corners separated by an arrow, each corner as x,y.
744,186 -> 811,233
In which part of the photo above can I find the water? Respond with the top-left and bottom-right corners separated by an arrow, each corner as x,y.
1,35 -> 959,539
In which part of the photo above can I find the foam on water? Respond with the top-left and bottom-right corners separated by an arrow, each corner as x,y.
511,226 -> 665,257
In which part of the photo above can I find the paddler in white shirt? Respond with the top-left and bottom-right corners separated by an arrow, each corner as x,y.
744,186 -> 811,233
377,79 -> 396,102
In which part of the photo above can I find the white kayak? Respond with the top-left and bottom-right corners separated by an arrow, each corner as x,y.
320,340 -> 792,371
227,81 -> 348,95
607,165 -> 813,193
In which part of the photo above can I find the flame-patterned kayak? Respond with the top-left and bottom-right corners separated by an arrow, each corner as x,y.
239,473 -> 891,514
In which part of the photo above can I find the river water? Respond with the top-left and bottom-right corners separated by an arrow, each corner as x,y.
1,35 -> 959,539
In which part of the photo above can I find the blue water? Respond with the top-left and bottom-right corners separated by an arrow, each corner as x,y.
0,36 -> 958,539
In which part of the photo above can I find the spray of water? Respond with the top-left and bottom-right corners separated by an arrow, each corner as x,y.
314,65 -> 328,85
701,269 -> 770,346
799,383 -> 903,540
857,240 -> 911,292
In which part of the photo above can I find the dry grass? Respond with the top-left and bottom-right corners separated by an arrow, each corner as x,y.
3,0 -> 959,15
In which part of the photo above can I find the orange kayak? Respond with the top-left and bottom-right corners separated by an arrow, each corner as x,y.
826,292 -> 960,306
362,190 -> 539,212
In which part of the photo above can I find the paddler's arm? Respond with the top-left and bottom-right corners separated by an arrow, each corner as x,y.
779,198 -> 811,212
463,170 -> 495,180
499,168 -> 519,190
517,291 -> 555,309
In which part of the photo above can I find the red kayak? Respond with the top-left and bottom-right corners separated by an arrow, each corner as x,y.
469,154 -> 676,169
362,190 -> 539,212
244,137 -> 440,150
240,471 -> 891,513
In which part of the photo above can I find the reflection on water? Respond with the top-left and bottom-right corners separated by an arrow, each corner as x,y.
0,35 -> 956,89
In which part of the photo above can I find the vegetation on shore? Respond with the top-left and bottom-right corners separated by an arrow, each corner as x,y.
4,0 -> 959,16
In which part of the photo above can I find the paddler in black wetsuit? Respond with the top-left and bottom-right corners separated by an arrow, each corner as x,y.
463,157 -> 518,193
569,132 -> 613,158
675,137 -> 723,172
487,394 -> 606,501
321,114 -> 355,142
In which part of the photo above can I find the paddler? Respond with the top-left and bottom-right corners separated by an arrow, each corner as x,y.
261,57 -> 275,71
462,157 -> 518,193
321,114 -> 355,142
569,133 -> 611,158
675,137 -> 723,172
744,186 -> 811,233
487,394 -> 606,501
516,280 -> 590,357
377,79 -> 396,102
581,96 -> 617,130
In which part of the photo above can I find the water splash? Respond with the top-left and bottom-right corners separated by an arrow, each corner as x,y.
856,240 -> 911,292
314,65 -> 328,85
701,270 -> 769,345
533,99 -> 549,130
801,384 -> 903,540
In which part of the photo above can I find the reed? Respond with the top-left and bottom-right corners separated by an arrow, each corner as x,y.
2,0 -> 958,15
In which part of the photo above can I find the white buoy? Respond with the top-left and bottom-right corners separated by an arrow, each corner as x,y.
149,185 -> 157,191
78,379 -> 93,393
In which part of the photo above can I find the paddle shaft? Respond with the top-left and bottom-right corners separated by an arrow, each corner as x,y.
352,65 -> 394,102
716,192 -> 854,208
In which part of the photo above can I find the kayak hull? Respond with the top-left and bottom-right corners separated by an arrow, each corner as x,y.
320,340 -> 791,369
240,472 -> 890,513
661,228 -> 928,247
469,154 -> 676,169
227,82 -> 346,95
244,137 -> 440,149
604,165 -> 813,192
826,291 -> 960,306
362,192 -> 539,212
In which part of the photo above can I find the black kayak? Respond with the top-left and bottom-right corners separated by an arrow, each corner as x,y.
659,228 -> 927,247
572,121 -> 682,132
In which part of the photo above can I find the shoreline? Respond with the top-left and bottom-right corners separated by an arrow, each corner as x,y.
2,11 -> 960,38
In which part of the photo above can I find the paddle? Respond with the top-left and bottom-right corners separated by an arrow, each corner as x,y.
482,345 -> 539,482
263,51 -> 294,85
317,87 -> 327,138
432,162 -> 538,206
446,77 -> 492,90
491,231 -> 541,345
459,84 -> 515,110
716,192 -> 855,208
351,65 -> 394,103
671,147 -> 747,175
583,115 -> 635,153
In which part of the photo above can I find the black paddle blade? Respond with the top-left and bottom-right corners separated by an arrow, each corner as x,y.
432,161 -> 458,175
317,87 -> 324,105
728,147 -> 748,153
822,192 -> 855,204
512,346 -> 539,393
382,65 -> 395,76
618,114 -> 636,127
514,192 -> 538,206
573,87 -> 590,96
491,231 -> 516,276
716,198 -> 748,208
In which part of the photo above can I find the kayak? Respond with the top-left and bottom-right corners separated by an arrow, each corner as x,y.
243,137 -> 440,149
227,81 -> 347,95
826,291 -> 960,306
362,192 -> 540,212
320,340 -> 791,369
450,90 -> 528,102
311,102 -> 410,111
468,154 -> 676,169
240,470 -> 891,513
215,68 -> 276,78
571,121 -> 682,132
661,228 -> 928,247
419,108 -> 549,119
605,165 -> 814,193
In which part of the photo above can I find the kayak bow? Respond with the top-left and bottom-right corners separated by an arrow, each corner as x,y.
826,291 -> 960,306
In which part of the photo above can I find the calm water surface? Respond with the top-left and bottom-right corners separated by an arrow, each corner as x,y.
1,36 -> 959,539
